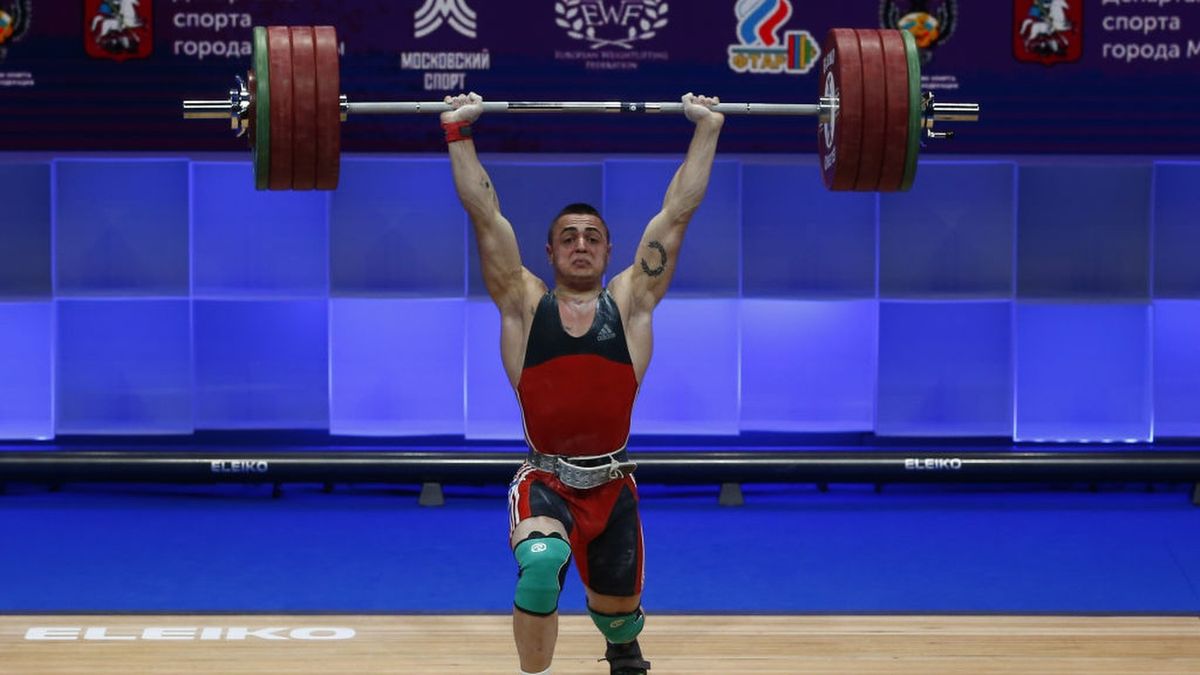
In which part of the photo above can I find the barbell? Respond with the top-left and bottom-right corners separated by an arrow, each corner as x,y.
182,26 -> 979,192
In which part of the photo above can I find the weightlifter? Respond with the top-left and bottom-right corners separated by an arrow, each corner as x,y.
440,91 -> 724,675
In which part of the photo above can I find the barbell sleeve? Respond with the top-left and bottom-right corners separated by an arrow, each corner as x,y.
929,102 -> 981,123
183,99 -> 240,120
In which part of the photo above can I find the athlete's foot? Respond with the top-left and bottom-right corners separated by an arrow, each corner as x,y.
601,639 -> 651,674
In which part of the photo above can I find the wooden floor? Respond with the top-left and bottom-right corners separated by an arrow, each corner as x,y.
2,614 -> 1199,674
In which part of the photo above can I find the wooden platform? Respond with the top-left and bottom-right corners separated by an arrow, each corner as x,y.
2,614 -> 1199,673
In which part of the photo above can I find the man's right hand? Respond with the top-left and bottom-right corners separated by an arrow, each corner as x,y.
441,92 -> 484,124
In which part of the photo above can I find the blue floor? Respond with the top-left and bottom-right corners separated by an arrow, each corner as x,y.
1,481 -> 1198,614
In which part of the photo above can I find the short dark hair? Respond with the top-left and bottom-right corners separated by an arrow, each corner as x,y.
548,202 -> 609,244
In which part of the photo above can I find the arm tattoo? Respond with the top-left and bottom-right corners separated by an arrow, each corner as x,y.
640,241 -> 667,277
480,178 -> 491,191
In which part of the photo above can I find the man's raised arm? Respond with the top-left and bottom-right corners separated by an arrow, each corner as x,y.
442,93 -> 527,312
617,93 -> 725,310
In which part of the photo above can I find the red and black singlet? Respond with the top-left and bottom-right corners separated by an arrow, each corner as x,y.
516,290 -> 638,458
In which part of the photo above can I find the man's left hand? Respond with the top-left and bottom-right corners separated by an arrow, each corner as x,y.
682,93 -> 724,127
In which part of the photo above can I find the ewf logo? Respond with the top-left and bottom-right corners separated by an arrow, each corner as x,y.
555,0 -> 668,50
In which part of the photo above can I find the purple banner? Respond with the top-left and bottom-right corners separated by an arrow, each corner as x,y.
2,1 -> 1199,154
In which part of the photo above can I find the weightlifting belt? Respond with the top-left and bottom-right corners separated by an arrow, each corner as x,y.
526,449 -> 637,490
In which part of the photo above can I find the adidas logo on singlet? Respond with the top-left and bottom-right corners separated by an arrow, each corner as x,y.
596,324 -> 616,342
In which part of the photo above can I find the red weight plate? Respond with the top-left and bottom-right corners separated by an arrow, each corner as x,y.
313,26 -> 341,190
267,26 -> 294,191
289,26 -> 317,191
818,29 -> 864,191
877,30 -> 911,193
853,29 -> 886,191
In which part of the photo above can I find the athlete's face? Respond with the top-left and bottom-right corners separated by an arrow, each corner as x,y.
547,213 -> 611,284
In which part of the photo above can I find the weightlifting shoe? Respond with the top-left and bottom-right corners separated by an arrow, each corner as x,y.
601,639 -> 651,674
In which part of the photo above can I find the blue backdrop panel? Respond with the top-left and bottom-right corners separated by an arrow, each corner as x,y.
331,158 -> 465,297
877,302 -> 1013,437
604,160 -> 740,296
740,299 -> 876,432
1152,301 -> 1200,437
465,299 -> 521,440
741,163 -> 875,299
55,160 -> 190,296
1017,164 -> 1152,300
329,298 -> 466,437
633,299 -> 739,435
192,162 -> 328,298
467,162 -> 603,297
0,162 -> 52,298
3,154 -> 1196,442
1153,162 -> 1200,298
880,162 -> 1016,299
1015,303 -> 1152,442
0,302 -> 54,440
193,300 -> 329,430
56,300 -> 192,435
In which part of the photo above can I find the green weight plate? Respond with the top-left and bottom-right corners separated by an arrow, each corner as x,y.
899,29 -> 921,192
253,26 -> 270,191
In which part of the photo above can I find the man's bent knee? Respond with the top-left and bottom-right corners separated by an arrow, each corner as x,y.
588,605 -> 645,644
511,516 -> 568,548
513,532 -> 572,616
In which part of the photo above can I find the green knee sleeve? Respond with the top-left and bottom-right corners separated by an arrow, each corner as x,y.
589,606 -> 644,644
513,535 -> 572,616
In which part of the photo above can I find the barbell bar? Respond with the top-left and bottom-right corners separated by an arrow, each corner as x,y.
184,98 -> 825,116
183,26 -> 979,192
